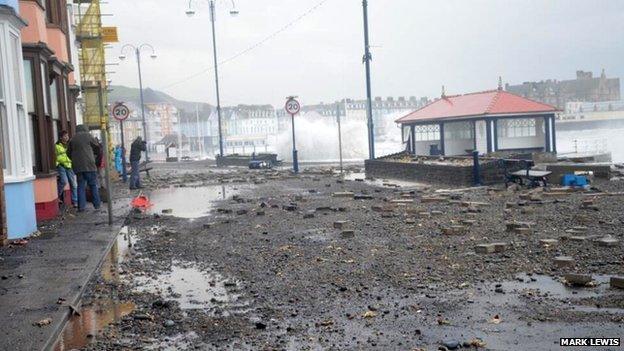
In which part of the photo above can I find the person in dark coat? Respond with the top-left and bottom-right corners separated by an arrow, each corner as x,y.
129,136 -> 147,190
67,125 -> 101,212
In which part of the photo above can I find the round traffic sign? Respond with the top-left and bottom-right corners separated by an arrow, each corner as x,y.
285,98 -> 301,115
112,103 -> 130,121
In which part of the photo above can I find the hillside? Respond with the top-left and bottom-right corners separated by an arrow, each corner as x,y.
108,85 -> 212,113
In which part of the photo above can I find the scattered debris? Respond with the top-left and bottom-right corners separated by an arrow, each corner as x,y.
33,318 -> 52,327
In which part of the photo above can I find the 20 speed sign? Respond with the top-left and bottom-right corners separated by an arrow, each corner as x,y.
285,98 -> 301,115
112,103 -> 131,121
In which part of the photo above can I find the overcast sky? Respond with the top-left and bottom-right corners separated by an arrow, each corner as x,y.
102,0 -> 624,107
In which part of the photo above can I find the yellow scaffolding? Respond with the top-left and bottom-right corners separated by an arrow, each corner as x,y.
74,0 -> 108,129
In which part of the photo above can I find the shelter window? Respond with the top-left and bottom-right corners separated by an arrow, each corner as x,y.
445,121 -> 473,140
497,118 -> 536,138
414,124 -> 439,141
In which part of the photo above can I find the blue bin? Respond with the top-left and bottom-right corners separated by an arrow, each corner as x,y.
561,174 -> 588,187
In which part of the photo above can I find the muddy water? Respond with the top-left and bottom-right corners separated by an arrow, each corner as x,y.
53,228 -> 137,351
148,185 -> 251,218
53,299 -> 136,351
134,260 -> 248,314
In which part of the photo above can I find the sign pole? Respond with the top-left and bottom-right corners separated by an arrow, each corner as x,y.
98,84 -> 114,225
336,102 -> 343,175
112,102 -> 131,184
291,113 -> 298,173
285,97 -> 301,174
120,120 -> 128,183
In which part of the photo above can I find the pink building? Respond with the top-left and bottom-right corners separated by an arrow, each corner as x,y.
20,0 -> 79,220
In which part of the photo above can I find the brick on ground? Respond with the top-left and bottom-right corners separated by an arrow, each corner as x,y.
564,273 -> 593,286
610,277 -> 624,289
475,244 -> 496,254
340,230 -> 355,238
596,237 -> 619,247
332,192 -> 355,198
333,221 -> 349,230
553,256 -> 575,268
539,239 -> 558,246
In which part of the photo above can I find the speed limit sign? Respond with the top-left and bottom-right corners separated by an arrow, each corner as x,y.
285,98 -> 301,116
112,103 -> 130,121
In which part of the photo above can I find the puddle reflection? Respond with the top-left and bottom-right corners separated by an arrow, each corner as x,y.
53,299 -> 135,351
148,185 -> 251,218
134,261 -> 245,313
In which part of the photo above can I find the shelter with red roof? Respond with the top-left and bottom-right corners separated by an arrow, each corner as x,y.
395,82 -> 559,157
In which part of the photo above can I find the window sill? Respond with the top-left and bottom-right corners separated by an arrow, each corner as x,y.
3,174 -> 36,184
34,171 -> 58,179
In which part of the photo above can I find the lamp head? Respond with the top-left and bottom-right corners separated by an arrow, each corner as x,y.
150,54 -> 158,59
185,9 -> 196,17
229,9 -> 239,16
118,54 -> 126,61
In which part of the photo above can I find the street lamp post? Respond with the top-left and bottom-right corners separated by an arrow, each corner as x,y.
362,0 -> 375,160
119,44 -> 157,163
186,0 -> 239,159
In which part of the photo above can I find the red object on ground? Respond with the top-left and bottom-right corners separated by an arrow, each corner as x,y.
10,239 -> 29,246
131,194 -> 152,209
396,89 -> 558,123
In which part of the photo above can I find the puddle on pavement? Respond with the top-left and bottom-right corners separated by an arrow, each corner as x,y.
148,185 -> 250,218
500,273 -> 619,299
54,227 -> 138,351
134,260 -> 248,314
101,226 -> 135,283
53,298 -> 136,351
344,172 -> 426,189
463,273 -> 624,314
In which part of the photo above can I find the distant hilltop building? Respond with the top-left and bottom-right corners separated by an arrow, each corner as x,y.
505,70 -> 620,109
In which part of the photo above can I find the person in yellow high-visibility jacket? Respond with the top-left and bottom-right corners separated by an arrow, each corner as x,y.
56,130 -> 77,208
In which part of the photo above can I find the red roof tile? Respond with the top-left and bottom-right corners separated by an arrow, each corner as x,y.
396,89 -> 558,124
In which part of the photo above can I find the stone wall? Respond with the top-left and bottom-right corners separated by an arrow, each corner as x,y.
365,154 -> 525,187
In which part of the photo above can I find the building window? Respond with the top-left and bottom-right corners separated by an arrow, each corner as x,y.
497,118 -> 537,138
45,0 -> 68,30
0,24 -> 31,178
414,124 -> 440,141
63,78 -> 70,131
40,62 -> 49,116
0,57 -> 9,172
23,59 -> 40,173
402,125 -> 411,143
445,121 -> 474,140
50,77 -> 60,140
